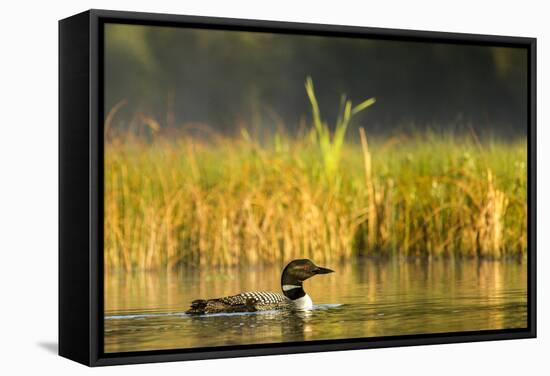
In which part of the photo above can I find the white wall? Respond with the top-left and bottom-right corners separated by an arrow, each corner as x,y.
0,0 -> 547,374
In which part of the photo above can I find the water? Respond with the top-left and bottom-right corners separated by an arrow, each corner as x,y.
104,259 -> 527,353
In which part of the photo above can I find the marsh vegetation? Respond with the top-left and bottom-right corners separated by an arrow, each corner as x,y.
104,79 -> 527,271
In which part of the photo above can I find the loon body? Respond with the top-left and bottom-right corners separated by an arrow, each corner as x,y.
186,259 -> 334,314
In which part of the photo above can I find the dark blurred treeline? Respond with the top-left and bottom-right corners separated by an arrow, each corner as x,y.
105,24 -> 528,138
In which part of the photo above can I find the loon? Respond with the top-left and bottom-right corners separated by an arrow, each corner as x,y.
186,259 -> 334,314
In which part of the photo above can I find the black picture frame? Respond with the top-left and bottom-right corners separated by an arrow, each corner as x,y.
59,9 -> 537,367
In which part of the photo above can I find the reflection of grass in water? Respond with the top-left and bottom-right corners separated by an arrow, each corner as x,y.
104,128 -> 526,271
103,260 -> 527,352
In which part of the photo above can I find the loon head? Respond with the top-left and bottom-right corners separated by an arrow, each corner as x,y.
280,259 -> 334,308
281,259 -> 334,285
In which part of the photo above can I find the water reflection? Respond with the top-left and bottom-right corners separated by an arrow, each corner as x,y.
104,259 -> 527,353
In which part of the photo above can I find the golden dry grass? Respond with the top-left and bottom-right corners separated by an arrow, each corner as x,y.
104,126 -> 527,271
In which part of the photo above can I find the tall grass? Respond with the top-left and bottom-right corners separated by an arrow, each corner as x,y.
104,87 -> 527,271
305,76 -> 375,181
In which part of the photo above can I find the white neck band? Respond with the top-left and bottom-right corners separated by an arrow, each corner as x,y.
282,284 -> 302,291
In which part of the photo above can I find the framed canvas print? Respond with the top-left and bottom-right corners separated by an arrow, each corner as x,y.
59,9 -> 536,366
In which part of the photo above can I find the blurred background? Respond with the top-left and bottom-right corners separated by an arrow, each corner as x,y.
105,23 -> 528,138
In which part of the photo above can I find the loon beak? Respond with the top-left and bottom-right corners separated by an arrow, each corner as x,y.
314,266 -> 334,274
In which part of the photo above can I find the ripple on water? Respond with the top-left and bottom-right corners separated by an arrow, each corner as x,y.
105,303 -> 344,320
